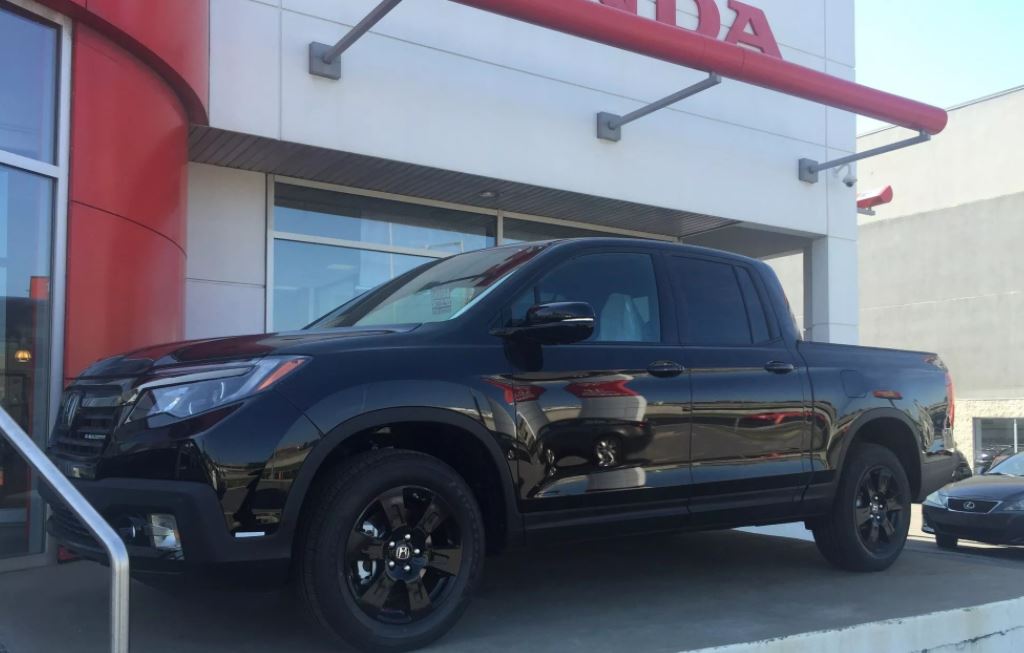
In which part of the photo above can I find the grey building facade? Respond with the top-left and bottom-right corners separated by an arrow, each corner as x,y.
771,85 -> 1024,467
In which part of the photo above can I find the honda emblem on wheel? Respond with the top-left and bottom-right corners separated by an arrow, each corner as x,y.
394,543 -> 412,561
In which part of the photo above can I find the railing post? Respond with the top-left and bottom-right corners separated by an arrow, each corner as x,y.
0,408 -> 130,653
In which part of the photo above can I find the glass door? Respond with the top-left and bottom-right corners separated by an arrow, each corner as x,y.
0,1 -> 61,561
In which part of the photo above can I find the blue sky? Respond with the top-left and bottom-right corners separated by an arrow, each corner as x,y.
855,0 -> 1024,133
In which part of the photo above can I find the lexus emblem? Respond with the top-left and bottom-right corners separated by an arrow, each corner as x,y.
963,501 -> 976,511
394,543 -> 412,561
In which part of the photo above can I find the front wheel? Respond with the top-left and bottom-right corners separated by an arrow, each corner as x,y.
297,449 -> 485,652
812,443 -> 911,572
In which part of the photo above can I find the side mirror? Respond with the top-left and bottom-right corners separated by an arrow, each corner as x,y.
492,302 -> 595,345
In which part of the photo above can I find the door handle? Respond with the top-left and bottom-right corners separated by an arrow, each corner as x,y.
764,360 -> 796,374
648,360 -> 685,378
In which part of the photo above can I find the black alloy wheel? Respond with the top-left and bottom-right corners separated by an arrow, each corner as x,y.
344,485 -> 463,624
853,465 -> 905,555
812,442 -> 912,572
297,449 -> 484,652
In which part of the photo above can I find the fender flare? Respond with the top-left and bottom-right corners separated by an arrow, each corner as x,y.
833,407 -> 924,490
277,406 -> 523,548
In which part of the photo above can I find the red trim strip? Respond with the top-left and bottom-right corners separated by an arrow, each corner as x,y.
452,0 -> 947,134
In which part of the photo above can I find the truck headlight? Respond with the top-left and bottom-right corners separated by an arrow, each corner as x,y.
127,356 -> 308,423
923,490 -> 949,508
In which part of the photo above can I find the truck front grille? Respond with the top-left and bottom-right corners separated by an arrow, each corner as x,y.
48,387 -> 124,466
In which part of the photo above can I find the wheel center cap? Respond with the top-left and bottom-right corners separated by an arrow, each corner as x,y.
394,543 -> 412,561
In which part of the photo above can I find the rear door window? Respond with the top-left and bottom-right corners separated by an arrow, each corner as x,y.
669,256 -> 772,346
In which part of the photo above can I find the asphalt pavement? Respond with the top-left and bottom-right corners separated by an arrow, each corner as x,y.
2,513 -> 1023,653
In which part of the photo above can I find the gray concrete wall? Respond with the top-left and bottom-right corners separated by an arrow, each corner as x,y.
854,88 -> 1024,457
859,191 -> 1024,400
858,86 -> 1024,223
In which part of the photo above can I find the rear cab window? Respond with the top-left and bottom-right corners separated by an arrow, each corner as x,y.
668,256 -> 777,346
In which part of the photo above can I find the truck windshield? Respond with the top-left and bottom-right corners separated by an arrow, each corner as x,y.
307,244 -> 545,329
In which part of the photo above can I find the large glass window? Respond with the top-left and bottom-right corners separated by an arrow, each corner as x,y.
0,4 -> 58,163
502,217 -> 621,244
0,4 -> 60,562
975,418 -> 1022,458
272,184 -> 497,331
506,253 -> 661,343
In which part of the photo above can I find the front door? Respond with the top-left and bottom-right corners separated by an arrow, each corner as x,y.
502,251 -> 692,514
667,254 -> 810,522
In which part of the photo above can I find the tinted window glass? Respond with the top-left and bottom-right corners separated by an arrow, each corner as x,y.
509,253 -> 660,343
672,257 -> 752,346
736,267 -> 771,343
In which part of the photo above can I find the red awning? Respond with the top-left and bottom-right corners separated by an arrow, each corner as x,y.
452,0 -> 947,135
857,185 -> 894,210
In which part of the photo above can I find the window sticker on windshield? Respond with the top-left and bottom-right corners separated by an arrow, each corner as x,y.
431,287 -> 452,315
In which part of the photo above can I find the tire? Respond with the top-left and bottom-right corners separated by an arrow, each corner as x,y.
812,443 -> 911,572
296,449 -> 485,652
935,533 -> 959,549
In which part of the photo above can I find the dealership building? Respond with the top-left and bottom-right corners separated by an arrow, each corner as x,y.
0,0 -> 949,569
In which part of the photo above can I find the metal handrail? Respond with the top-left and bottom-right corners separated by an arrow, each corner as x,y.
0,407 -> 129,652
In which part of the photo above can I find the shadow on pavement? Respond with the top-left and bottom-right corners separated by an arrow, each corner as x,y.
1,529 -> 1023,653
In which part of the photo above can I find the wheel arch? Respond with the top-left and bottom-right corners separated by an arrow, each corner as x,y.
281,407 -> 523,553
838,408 -> 924,500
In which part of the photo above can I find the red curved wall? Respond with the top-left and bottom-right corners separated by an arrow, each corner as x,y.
36,1 -> 210,381
63,25 -> 189,380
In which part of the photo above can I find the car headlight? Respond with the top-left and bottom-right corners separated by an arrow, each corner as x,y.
127,356 -> 308,423
1000,496 -> 1024,512
923,490 -> 949,508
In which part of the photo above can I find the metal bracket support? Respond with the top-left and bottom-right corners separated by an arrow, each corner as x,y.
857,208 -> 876,216
597,73 -> 721,142
798,130 -> 930,184
309,0 -> 404,80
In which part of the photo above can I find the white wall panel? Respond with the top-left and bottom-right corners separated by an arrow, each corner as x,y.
210,0 -> 281,138
277,9 -> 835,233
187,163 -> 267,285
186,279 -> 266,339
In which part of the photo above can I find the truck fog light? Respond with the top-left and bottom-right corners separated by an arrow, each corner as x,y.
147,513 -> 181,551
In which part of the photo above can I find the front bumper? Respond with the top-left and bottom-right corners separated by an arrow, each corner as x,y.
42,477 -> 291,583
922,505 -> 1024,545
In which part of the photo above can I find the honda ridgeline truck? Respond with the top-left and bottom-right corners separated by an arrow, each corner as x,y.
45,238 -> 958,651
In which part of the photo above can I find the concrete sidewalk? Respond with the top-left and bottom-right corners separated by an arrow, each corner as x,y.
1,528 -> 1023,653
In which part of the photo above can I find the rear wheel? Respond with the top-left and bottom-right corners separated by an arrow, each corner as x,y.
297,449 -> 484,652
813,443 -> 911,572
935,532 -> 959,549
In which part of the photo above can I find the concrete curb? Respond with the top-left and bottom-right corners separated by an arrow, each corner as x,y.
686,596 -> 1024,653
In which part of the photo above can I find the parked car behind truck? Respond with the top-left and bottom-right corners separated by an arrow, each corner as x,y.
44,238 -> 957,651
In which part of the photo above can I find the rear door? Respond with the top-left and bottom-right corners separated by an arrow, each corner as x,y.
667,254 -> 811,522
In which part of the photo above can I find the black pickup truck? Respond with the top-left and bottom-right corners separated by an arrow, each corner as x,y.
45,238 -> 957,651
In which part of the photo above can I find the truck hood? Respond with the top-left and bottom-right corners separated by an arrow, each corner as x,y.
942,474 -> 1024,500
76,326 -> 416,379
